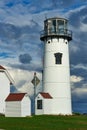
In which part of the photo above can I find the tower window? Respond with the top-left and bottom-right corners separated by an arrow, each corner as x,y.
52,20 -> 56,33
54,53 -> 63,64
37,100 -> 42,109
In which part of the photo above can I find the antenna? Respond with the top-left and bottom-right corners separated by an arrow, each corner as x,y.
45,13 -> 47,20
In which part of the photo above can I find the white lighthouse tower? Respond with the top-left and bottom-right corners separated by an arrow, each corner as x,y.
35,17 -> 72,115
42,17 -> 72,114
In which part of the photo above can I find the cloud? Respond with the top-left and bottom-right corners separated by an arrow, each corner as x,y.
0,21 -> 40,41
70,75 -> 85,92
71,64 -> 87,71
70,75 -> 84,83
0,23 -> 21,39
72,82 -> 87,113
70,64 -> 87,88
7,67 -> 42,96
19,53 -> 32,64
72,87 -> 87,97
9,61 -> 42,72
70,74 -> 87,111
68,5 -> 87,80
0,20 -> 42,71
82,16 -> 87,24
69,5 -> 87,30
71,81 -> 87,103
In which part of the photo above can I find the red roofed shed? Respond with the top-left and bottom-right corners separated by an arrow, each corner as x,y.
5,93 -> 31,117
35,92 -> 52,115
5,93 -> 26,101
40,92 -> 52,99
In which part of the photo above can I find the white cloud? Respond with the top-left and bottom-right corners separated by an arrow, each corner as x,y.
70,75 -> 84,83
71,75 -> 87,98
72,83 -> 87,97
18,81 -> 34,96
71,64 -> 87,70
66,5 -> 86,18
80,23 -> 87,32
5,14 -> 32,26
7,67 -> 42,96
0,1 -> 32,26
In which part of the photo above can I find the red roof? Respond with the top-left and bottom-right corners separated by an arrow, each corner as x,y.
5,93 -> 27,101
40,92 -> 52,99
0,65 -> 6,70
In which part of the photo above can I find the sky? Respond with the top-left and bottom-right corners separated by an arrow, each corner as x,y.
0,0 -> 87,113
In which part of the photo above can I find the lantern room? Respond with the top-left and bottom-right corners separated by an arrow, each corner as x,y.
40,17 -> 72,41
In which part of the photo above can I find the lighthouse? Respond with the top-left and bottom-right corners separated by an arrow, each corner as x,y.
35,17 -> 72,115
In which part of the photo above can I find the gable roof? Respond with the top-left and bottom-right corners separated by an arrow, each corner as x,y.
40,92 -> 52,99
5,93 -> 27,101
0,65 -> 6,70
0,65 -> 14,84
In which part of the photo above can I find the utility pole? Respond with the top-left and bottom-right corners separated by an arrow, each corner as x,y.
31,72 -> 40,115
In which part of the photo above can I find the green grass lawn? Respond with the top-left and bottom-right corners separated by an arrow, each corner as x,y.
0,115 -> 87,130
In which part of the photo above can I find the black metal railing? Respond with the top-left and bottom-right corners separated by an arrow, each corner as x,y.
40,28 -> 72,39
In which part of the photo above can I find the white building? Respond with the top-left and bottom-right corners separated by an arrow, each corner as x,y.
0,65 -> 14,114
35,92 -> 52,115
5,93 -> 31,117
36,17 -> 72,115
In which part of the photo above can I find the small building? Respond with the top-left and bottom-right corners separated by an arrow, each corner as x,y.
5,93 -> 31,117
35,92 -> 52,115
0,65 -> 14,114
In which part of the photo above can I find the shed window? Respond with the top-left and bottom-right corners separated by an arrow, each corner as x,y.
54,53 -> 62,64
37,100 -> 42,109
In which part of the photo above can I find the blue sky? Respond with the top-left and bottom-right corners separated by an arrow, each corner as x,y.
0,0 -> 87,113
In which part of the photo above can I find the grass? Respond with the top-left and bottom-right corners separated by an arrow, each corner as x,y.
0,115 -> 87,130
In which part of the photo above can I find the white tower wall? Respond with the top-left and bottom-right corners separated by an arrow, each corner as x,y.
43,38 -> 72,114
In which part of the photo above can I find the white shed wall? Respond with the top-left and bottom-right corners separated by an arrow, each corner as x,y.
35,94 -> 44,115
35,107 -> 44,115
0,72 -> 10,114
21,96 -> 31,117
35,94 -> 52,115
5,96 -> 31,117
5,101 -> 21,117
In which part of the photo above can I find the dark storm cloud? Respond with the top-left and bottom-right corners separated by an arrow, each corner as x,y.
19,53 -> 32,64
